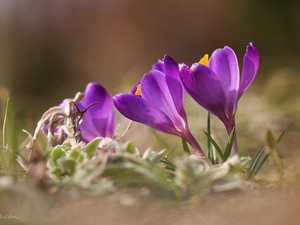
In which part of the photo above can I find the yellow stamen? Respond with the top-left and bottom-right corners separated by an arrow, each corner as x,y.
135,84 -> 141,96
199,54 -> 209,66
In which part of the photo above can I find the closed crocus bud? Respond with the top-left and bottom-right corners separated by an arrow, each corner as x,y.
61,82 -> 115,143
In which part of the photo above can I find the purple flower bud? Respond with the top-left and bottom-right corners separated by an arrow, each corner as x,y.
61,82 -> 115,143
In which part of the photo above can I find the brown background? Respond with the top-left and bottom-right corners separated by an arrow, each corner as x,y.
1,0 -> 300,113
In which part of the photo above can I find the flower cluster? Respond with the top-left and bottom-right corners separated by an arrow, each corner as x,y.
54,42 -> 258,168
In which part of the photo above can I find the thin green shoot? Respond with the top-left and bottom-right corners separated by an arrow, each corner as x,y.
2,97 -> 9,149
249,130 -> 285,178
224,128 -> 236,160
207,113 -> 212,161
206,113 -> 218,164
203,130 -> 225,162
181,138 -> 191,155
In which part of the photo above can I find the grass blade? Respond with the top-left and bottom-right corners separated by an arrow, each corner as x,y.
181,138 -> 191,155
276,131 -> 285,144
207,113 -> 212,161
249,130 -> 285,178
2,97 -> 9,147
249,145 -> 265,177
210,141 -> 219,165
203,130 -> 225,162
253,154 -> 270,176
224,128 -> 235,160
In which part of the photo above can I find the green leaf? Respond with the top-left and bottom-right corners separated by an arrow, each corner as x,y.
103,161 -> 168,187
59,158 -> 77,175
78,154 -> 84,162
203,131 -> 225,162
266,130 -> 277,148
160,158 -> 175,171
149,149 -> 168,164
224,128 -> 235,160
51,146 -> 64,162
69,148 -> 81,160
266,130 -> 284,175
125,142 -> 140,155
47,158 -> 63,177
142,148 -> 153,160
181,139 -> 191,155
47,158 -> 56,170
210,142 -> 219,165
85,137 -> 101,158
52,167 -> 63,177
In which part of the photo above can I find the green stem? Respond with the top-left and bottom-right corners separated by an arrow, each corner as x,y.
225,117 -> 238,157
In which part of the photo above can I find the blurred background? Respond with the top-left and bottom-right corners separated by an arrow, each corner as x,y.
1,2 -> 300,224
0,0 -> 300,154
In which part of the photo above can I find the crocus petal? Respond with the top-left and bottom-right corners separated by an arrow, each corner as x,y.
163,56 -> 186,121
165,75 -> 187,122
76,101 -> 101,142
152,59 -> 165,72
180,64 -> 228,122
152,55 -> 186,121
141,70 -> 186,131
59,98 -> 102,142
163,55 -> 181,80
209,46 -> 239,116
151,55 -> 181,81
83,82 -> 115,138
113,94 -> 178,134
238,42 -> 259,99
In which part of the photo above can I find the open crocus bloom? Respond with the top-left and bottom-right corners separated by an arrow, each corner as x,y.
61,82 -> 115,143
180,43 -> 259,156
113,55 -> 210,166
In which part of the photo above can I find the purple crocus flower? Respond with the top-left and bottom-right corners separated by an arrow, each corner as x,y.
61,82 -> 115,143
113,55 -> 211,167
180,43 -> 259,156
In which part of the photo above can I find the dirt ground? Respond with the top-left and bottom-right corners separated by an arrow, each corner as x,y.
1,158 -> 300,225
44,189 -> 299,225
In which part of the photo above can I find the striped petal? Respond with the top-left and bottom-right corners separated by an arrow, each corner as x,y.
209,46 -> 239,116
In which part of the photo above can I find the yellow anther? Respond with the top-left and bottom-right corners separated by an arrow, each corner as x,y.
199,54 -> 209,66
135,84 -> 142,96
